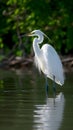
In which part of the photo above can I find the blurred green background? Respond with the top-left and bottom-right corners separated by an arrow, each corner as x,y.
0,0 -> 73,58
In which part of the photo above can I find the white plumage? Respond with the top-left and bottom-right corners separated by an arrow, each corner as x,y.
29,30 -> 64,86
41,44 -> 64,85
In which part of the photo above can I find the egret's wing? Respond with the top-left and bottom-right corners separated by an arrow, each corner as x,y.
41,44 -> 64,85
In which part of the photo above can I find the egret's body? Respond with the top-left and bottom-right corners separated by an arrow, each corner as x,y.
34,43 -> 64,85
29,30 -> 64,94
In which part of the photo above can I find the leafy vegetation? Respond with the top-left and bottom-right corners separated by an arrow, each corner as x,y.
0,0 -> 73,58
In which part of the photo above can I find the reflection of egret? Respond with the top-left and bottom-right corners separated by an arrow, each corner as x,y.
27,30 -> 64,94
33,92 -> 65,130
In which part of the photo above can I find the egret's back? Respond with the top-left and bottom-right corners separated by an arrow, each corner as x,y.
41,44 -> 64,85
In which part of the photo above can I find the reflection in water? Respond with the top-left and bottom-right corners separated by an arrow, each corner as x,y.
1,69 -> 73,130
33,93 -> 65,130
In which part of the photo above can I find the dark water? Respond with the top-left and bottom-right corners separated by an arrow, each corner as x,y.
0,68 -> 73,130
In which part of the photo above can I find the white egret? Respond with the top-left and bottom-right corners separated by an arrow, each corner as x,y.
27,30 -> 64,95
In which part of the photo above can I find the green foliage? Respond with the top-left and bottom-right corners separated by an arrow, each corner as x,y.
16,50 -> 23,56
0,38 -> 3,48
0,0 -> 73,56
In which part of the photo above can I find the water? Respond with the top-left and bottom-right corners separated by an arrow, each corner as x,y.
0,68 -> 73,130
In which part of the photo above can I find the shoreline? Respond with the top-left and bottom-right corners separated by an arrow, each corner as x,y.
0,55 -> 73,72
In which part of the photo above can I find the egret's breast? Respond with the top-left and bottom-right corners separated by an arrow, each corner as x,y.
34,54 -> 46,74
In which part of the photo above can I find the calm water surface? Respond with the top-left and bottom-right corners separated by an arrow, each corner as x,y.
0,68 -> 73,130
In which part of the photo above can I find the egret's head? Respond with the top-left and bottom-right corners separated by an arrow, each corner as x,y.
26,30 -> 52,43
27,30 -> 51,42
27,30 -> 43,37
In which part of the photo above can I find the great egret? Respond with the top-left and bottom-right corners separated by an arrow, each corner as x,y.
27,30 -> 64,95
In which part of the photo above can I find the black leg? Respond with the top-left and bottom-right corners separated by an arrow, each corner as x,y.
45,76 -> 49,96
53,76 -> 56,97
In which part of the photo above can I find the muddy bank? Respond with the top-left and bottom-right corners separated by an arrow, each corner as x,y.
0,55 -> 73,72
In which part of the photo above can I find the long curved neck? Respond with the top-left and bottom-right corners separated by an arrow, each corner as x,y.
33,34 -> 44,57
